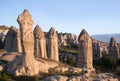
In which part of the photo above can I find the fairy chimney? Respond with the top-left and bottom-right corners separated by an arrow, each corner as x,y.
34,25 -> 47,58
4,26 -> 22,52
47,27 -> 59,61
77,29 -> 93,69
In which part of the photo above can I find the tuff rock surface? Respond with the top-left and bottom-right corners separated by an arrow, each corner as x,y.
4,26 -> 22,52
77,29 -> 93,69
47,27 -> 59,61
7,10 -> 58,76
34,25 -> 47,58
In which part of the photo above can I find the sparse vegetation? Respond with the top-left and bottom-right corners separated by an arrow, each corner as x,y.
0,49 -> 7,52
14,76 -> 39,81
48,67 -> 80,77
0,71 -> 39,81
59,47 -> 78,54
66,57 -> 74,66
101,55 -> 117,68
48,67 -> 63,75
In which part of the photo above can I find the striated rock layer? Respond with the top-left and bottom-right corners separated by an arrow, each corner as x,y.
47,27 -> 59,61
34,25 -> 47,58
77,29 -> 93,69
4,26 -> 22,52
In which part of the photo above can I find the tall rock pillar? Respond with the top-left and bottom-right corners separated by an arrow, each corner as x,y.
7,10 -> 59,76
47,27 -> 59,61
4,26 -> 22,52
34,25 -> 47,58
77,29 -> 93,69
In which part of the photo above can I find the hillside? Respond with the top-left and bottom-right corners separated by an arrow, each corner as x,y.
92,34 -> 120,43
0,25 -> 9,30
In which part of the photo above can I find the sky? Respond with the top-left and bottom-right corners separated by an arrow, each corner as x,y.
0,0 -> 120,35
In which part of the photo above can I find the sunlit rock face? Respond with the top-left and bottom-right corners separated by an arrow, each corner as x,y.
4,26 -> 22,52
7,10 -> 59,76
47,27 -> 59,61
77,29 -> 93,69
34,25 -> 47,58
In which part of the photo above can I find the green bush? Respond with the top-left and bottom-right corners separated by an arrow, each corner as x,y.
0,72 -> 39,81
14,76 -> 39,81
48,68 -> 63,75
93,60 -> 102,66
66,57 -> 74,66
116,67 -> 120,76
80,71 -> 85,75
0,72 -> 12,81
95,70 -> 101,74
101,55 -> 116,68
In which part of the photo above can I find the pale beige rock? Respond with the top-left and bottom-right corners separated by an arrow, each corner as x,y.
1,52 -> 21,62
47,27 -> 59,61
17,9 -> 37,76
7,9 -> 59,76
77,29 -> 93,69
4,26 -> 22,52
0,65 -> 3,72
34,25 -> 47,58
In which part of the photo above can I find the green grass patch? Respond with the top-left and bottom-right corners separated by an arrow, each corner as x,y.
59,47 -> 78,54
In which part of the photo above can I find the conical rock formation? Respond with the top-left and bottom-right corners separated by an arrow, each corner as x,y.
4,26 -> 22,52
34,25 -> 47,58
77,29 -> 93,69
47,27 -> 59,61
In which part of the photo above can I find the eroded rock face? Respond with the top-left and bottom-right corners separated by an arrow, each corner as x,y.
34,25 -> 47,58
77,29 -> 93,69
47,27 -> 59,61
109,37 -> 119,60
4,26 -> 22,52
7,9 -> 38,76
7,10 -> 59,76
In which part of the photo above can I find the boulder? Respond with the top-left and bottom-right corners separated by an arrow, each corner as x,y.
1,52 -> 21,62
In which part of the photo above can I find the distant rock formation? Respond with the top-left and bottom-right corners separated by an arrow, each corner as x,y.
34,25 -> 47,58
92,39 -> 109,61
58,33 -> 78,47
108,37 -> 119,60
4,26 -> 22,52
47,27 -> 59,61
77,29 -> 93,69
